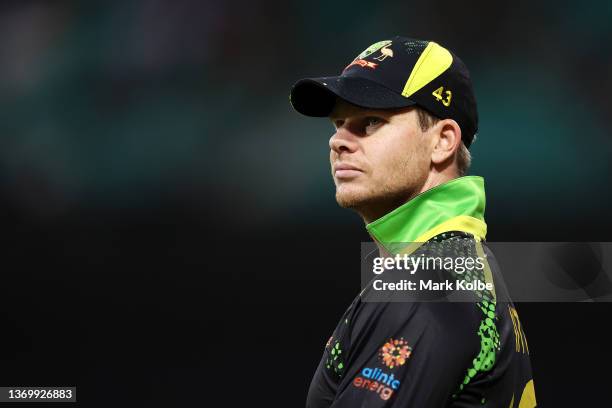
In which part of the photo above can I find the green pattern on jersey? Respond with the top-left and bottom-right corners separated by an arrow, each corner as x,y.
325,340 -> 345,376
458,252 -> 500,393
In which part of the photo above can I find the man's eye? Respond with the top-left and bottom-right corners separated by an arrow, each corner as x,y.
366,117 -> 383,128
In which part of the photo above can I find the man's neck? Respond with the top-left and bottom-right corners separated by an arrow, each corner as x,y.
359,172 -> 455,224
364,175 -> 488,255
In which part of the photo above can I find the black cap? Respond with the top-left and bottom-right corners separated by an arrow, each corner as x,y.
290,36 -> 478,148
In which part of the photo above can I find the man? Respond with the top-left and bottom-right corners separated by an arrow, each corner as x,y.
290,37 -> 536,407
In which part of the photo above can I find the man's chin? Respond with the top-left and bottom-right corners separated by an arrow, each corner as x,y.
335,189 -> 371,210
335,185 -> 415,222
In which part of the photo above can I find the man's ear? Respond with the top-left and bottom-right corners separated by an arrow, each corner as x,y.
431,119 -> 462,165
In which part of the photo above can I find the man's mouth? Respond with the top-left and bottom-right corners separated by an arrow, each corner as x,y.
334,163 -> 363,179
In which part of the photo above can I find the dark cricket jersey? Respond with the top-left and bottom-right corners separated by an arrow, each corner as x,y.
306,177 -> 536,408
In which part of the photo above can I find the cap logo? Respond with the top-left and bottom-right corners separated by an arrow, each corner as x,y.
344,40 -> 394,72
373,44 -> 394,61
344,59 -> 378,71
355,40 -> 392,60
401,42 -> 453,98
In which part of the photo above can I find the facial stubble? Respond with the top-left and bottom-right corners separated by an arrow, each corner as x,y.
334,139 -> 430,222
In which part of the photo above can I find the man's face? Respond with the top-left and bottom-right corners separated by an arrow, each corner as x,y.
329,99 -> 433,221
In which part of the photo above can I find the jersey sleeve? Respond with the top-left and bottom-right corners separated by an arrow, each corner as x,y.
329,300 -> 485,407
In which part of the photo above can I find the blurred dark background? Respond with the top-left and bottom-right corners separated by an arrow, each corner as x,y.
0,0 -> 610,406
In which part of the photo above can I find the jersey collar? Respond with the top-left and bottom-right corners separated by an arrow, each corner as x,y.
366,176 -> 487,252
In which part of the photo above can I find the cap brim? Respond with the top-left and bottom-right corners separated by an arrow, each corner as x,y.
290,76 -> 416,117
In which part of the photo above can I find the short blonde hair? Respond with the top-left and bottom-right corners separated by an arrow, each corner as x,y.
415,107 -> 472,176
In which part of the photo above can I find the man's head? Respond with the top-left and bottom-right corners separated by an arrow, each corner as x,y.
290,36 -> 478,222
329,98 -> 468,222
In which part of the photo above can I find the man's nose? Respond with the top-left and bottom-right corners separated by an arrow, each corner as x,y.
329,128 -> 358,154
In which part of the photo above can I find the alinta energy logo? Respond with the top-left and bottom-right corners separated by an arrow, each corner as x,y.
379,337 -> 412,369
351,338 -> 412,401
